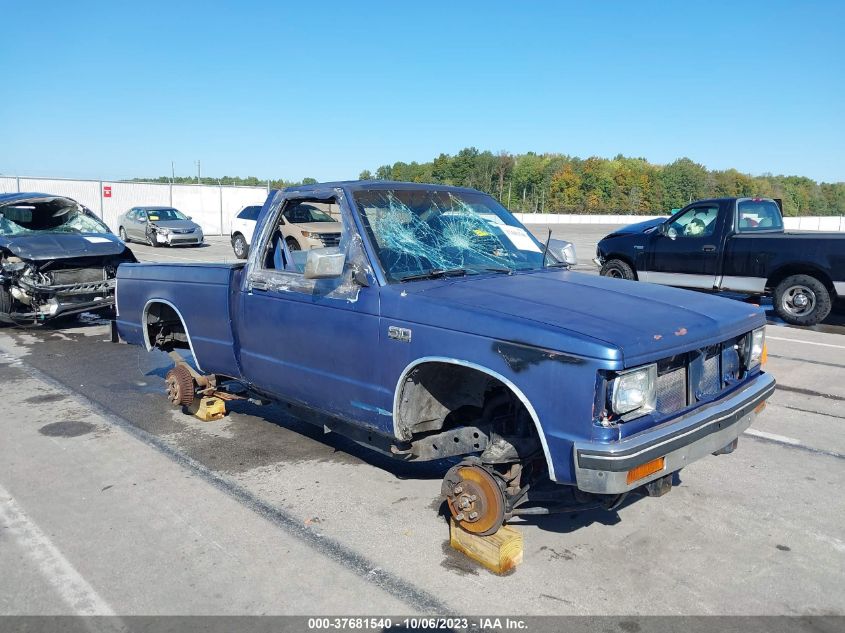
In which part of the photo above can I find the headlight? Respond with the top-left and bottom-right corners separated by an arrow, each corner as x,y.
611,364 -> 657,417
301,230 -> 319,239
746,327 -> 766,368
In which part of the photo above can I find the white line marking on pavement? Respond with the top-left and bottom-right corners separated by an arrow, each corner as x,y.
768,336 -> 845,350
0,483 -> 115,616
744,428 -> 802,446
809,532 -> 845,554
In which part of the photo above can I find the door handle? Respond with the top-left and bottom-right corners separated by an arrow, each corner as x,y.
250,280 -> 268,291
702,245 -> 716,253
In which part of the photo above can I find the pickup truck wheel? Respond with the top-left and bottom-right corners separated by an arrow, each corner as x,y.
286,237 -> 301,251
774,275 -> 832,326
600,259 -> 635,280
165,364 -> 196,407
442,462 -> 506,536
232,234 -> 249,259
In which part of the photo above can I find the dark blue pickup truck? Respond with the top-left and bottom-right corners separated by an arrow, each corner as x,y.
116,181 -> 774,534
595,197 -> 845,326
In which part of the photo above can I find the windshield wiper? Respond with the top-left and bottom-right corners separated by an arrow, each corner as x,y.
398,268 -> 470,282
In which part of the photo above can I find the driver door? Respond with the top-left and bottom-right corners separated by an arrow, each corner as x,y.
130,210 -> 147,240
236,192 -> 387,429
643,203 -> 722,289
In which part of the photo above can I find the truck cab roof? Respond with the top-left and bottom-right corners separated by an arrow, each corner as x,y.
284,180 -> 483,196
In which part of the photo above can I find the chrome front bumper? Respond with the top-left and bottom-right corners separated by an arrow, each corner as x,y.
573,372 -> 776,494
592,256 -> 603,268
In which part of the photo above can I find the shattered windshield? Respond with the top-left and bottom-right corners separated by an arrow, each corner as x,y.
354,189 -> 545,282
0,199 -> 111,236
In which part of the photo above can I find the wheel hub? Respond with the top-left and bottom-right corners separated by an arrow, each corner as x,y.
783,284 -> 816,316
442,463 -> 506,536
165,364 -> 196,406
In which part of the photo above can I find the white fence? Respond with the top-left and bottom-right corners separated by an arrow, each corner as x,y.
0,176 -> 269,236
515,212 -> 845,232
3,177 -> 843,234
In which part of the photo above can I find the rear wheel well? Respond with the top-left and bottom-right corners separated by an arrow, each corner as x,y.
145,302 -> 190,353
767,265 -> 833,292
395,362 -> 544,466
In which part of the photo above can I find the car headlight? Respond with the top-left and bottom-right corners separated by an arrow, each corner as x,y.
300,231 -> 320,239
611,364 -> 657,417
745,327 -> 766,369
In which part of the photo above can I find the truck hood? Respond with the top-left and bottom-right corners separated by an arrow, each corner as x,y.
394,270 -> 765,366
0,233 -> 129,260
603,217 -> 665,239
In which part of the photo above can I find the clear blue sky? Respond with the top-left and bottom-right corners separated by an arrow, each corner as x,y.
2,1 -> 843,183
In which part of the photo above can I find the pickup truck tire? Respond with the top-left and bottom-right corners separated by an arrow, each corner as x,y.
600,259 -> 636,281
286,237 -> 301,251
774,274 -> 832,326
232,234 -> 249,259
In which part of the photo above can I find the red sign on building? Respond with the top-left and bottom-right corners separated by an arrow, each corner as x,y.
103,185 -> 112,198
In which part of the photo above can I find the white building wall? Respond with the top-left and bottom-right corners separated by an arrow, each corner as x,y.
0,175 -> 270,235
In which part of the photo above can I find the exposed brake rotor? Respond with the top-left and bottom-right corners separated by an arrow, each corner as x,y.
165,364 -> 196,407
442,462 -> 507,536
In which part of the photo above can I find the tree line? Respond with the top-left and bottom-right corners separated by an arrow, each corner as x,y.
137,150 -> 845,216
360,150 -> 845,216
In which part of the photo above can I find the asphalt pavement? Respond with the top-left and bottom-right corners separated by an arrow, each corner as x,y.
1,226 -> 844,616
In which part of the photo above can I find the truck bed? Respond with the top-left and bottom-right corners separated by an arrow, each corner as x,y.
115,262 -> 245,377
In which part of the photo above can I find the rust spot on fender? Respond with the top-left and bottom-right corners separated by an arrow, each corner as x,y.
674,327 -> 688,336
653,334 -> 663,340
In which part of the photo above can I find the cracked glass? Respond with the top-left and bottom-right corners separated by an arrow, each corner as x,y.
353,189 -> 547,282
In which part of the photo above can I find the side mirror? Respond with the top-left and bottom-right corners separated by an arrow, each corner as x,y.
304,247 -> 345,279
660,223 -> 677,239
187,216 -> 192,220
547,238 -> 577,266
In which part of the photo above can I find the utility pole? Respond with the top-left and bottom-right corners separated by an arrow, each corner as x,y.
171,161 -> 175,182
196,160 -> 201,183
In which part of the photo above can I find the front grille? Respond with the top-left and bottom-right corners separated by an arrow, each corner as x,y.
170,237 -> 199,244
171,228 -> 194,234
48,267 -> 106,285
656,366 -> 687,414
651,336 -> 748,417
318,232 -> 341,247
698,347 -> 721,398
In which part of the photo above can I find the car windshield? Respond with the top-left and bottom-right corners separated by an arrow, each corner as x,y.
0,199 -> 111,236
147,208 -> 187,221
353,189 -> 546,282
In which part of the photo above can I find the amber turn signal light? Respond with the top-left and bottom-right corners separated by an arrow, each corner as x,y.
761,342 -> 768,366
626,457 -> 665,485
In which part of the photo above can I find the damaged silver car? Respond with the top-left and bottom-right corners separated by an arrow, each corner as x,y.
0,193 -> 136,325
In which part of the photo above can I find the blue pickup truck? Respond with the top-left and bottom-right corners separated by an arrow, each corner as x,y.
115,181 -> 775,535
